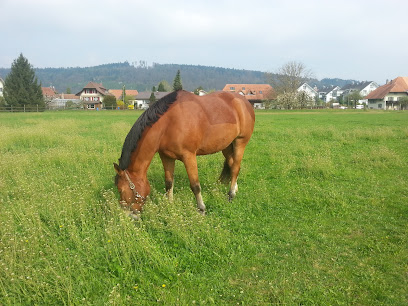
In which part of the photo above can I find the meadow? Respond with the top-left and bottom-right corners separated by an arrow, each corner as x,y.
0,109 -> 407,305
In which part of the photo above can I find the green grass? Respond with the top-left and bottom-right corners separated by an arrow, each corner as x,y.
0,110 -> 407,305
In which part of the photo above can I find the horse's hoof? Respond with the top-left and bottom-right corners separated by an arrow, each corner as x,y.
126,210 -> 140,220
198,209 -> 206,216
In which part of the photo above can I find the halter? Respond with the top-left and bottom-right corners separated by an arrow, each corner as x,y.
123,170 -> 146,202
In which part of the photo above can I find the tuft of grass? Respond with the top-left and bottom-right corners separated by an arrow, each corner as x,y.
0,110 -> 407,304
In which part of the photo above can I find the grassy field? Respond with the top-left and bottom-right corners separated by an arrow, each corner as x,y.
0,109 -> 407,305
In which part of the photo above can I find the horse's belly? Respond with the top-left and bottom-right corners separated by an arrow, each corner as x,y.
196,124 -> 238,155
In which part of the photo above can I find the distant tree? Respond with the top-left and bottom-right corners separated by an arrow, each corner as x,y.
65,100 -> 75,109
276,92 -> 299,109
297,91 -> 314,109
4,53 -> 44,108
398,96 -> 408,110
149,92 -> 156,105
66,87 -> 71,94
194,86 -> 204,95
116,100 -> 125,110
103,95 -> 117,109
348,91 -> 363,108
152,86 -> 156,92
124,95 -> 133,105
267,61 -> 313,95
0,96 -> 6,107
157,80 -> 171,92
173,70 -> 183,91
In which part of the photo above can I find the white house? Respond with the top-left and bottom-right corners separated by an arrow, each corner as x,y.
297,83 -> 318,100
76,82 -> 112,110
319,86 -> 341,103
341,81 -> 379,104
366,77 -> 408,110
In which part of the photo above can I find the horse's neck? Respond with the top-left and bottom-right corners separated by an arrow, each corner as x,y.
127,128 -> 159,177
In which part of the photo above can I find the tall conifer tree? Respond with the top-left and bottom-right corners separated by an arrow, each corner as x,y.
4,53 -> 44,107
173,70 -> 183,91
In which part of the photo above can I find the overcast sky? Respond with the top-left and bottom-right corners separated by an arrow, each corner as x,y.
1,0 -> 407,84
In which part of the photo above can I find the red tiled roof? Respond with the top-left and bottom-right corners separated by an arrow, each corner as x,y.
108,89 -> 139,100
42,87 -> 57,97
222,84 -> 274,100
59,93 -> 80,100
365,77 -> 408,99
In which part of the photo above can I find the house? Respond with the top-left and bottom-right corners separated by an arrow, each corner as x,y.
76,82 -> 113,110
0,77 -> 4,97
42,87 -> 58,101
366,77 -> 408,110
222,84 -> 274,109
319,86 -> 341,103
134,92 -> 172,109
341,81 -> 379,104
108,89 -> 139,108
197,90 -> 207,96
108,89 -> 139,101
297,83 -> 318,100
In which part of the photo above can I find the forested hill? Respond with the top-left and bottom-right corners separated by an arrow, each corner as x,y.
0,62 -> 267,93
0,61 -> 358,94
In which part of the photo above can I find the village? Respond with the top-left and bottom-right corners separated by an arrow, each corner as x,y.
1,75 -> 408,111
39,77 -> 408,111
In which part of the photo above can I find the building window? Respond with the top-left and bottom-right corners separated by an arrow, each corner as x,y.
230,87 -> 235,91
378,104 -> 382,108
260,91 -> 263,94
242,87 -> 245,90
388,97 -> 394,101
89,104 -> 95,109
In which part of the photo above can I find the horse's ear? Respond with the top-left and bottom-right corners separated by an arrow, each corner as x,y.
113,163 -> 122,175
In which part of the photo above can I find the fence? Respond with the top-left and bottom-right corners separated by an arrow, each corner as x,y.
0,105 -> 46,112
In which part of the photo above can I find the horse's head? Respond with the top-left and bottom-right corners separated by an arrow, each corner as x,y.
113,163 -> 150,214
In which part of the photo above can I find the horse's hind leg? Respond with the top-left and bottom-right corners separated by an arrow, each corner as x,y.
160,153 -> 175,202
182,153 -> 206,215
228,139 -> 248,201
219,144 -> 234,184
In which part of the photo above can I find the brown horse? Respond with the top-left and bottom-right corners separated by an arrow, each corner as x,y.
114,90 -> 255,218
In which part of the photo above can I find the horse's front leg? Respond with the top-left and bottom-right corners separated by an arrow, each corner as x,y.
159,153 -> 175,202
182,153 -> 206,215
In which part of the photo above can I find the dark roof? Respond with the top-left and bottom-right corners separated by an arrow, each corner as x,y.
76,82 -> 111,96
135,92 -> 172,100
318,85 -> 338,93
341,81 -> 374,91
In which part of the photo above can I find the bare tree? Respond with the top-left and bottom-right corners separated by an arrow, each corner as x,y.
267,61 -> 314,95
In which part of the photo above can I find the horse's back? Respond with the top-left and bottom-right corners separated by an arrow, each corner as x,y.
179,90 -> 253,127
158,91 -> 254,157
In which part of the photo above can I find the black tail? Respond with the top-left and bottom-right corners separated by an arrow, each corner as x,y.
218,160 -> 231,184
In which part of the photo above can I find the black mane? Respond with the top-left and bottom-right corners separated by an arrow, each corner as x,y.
118,90 -> 180,170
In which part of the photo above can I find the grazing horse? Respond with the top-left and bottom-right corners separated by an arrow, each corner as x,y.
114,90 -> 255,218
